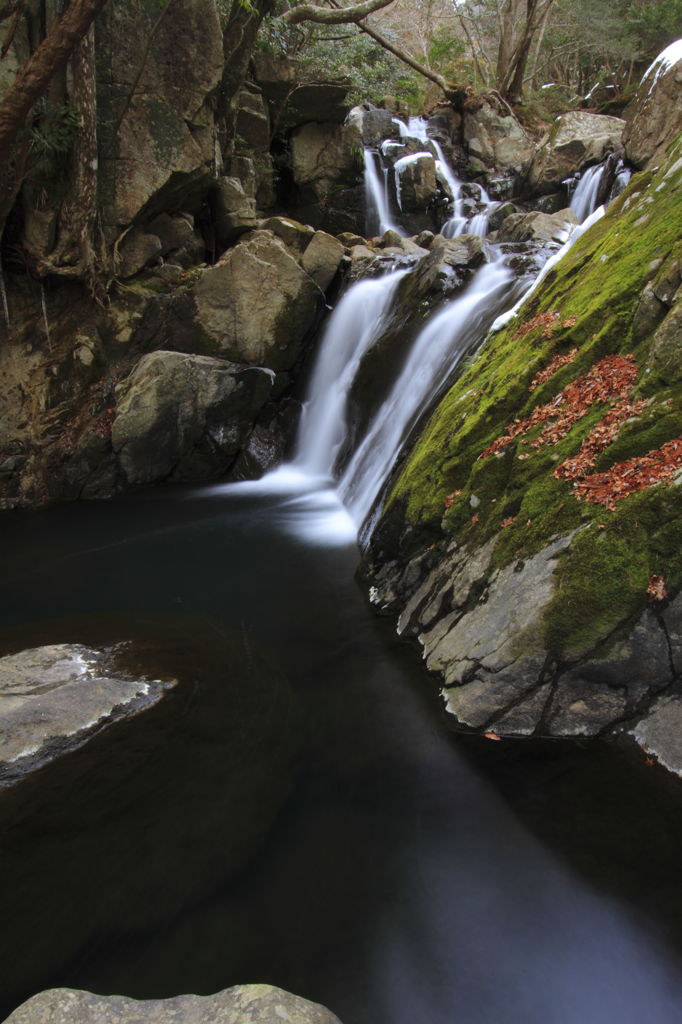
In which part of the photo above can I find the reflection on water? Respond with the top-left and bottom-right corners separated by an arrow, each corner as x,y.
1,483 -> 682,1024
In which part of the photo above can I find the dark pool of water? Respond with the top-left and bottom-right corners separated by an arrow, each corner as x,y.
2,482 -> 682,1024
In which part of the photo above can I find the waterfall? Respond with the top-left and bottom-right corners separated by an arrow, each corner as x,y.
364,148 -> 403,236
294,268 -> 409,478
338,256 -> 526,527
569,163 -> 606,222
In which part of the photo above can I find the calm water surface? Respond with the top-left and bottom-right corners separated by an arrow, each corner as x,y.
1,481 -> 682,1024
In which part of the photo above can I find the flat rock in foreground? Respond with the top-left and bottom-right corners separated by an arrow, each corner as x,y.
2,985 -> 344,1024
0,644 -> 176,787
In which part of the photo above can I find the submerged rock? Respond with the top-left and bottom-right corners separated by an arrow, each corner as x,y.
0,644 -> 175,788
3,985 -> 344,1024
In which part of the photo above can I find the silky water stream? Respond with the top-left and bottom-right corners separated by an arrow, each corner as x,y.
1,144 -> 681,1024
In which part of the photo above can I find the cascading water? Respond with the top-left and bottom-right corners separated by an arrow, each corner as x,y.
293,269 -> 409,478
364,148 -> 403,236
569,163 -> 607,222
337,256 -> 526,527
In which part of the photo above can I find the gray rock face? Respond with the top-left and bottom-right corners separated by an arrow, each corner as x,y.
98,0 -> 224,229
624,52 -> 682,168
213,177 -> 258,248
430,536 -> 571,728
463,98 -> 534,175
0,645 -> 175,787
527,111 -> 625,194
289,120 -> 365,233
3,985 -> 344,1024
112,351 -> 274,485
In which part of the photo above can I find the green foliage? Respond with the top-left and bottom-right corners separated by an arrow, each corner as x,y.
30,103 -> 80,158
428,27 -> 465,74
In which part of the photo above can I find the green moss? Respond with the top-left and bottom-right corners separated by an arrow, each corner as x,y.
384,136 -> 682,658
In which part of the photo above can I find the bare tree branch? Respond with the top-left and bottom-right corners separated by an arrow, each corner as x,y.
282,0 -> 395,26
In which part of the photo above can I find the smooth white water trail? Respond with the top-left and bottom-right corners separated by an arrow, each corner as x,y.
491,204 -> 605,333
294,269 -> 410,478
338,257 -> 524,526
364,148 -> 403,236
570,163 -> 606,222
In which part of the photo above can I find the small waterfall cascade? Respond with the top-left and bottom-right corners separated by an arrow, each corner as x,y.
569,163 -> 607,222
338,256 -> 525,527
402,115 -> 498,237
568,156 -> 633,223
293,268 -> 409,478
364,148 -> 403,236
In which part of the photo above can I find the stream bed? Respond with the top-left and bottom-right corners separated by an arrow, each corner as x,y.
2,480 -> 682,1024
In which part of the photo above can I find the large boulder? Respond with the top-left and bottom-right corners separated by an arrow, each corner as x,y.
496,208 -> 578,246
111,351 -> 274,484
132,231 -> 325,371
394,153 -> 438,226
0,644 -> 175,787
624,42 -> 682,168
3,986 -> 344,1024
347,105 -> 397,147
463,97 -> 534,176
97,0 -> 224,230
527,111 -> 626,195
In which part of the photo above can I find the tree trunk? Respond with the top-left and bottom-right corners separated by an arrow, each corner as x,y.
0,0 -> 108,156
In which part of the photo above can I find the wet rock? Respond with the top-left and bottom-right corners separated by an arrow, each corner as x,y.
3,985 -> 344,1024
548,677 -> 629,736
547,609 -> 672,737
395,152 -> 437,207
663,592 -> 682,674
624,48 -> 682,168
348,105 -> 397,147
527,111 -> 625,195
630,697 -> 682,776
112,351 -> 274,484
301,231 -> 346,292
496,209 -> 578,246
427,536 -> 573,728
0,644 -> 176,788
